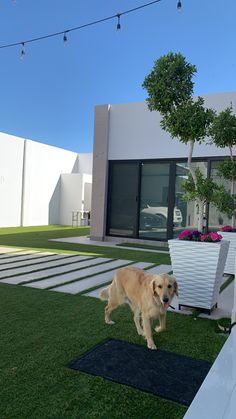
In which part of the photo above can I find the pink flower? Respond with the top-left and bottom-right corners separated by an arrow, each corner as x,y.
200,234 -> 207,242
209,232 -> 222,241
178,230 -> 191,240
221,225 -> 233,232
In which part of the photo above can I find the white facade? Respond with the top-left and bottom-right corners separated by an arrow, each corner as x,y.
91,91 -> 236,241
108,92 -> 236,160
0,133 -> 92,227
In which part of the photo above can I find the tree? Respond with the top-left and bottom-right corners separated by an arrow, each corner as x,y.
210,105 -> 236,227
142,52 -> 231,232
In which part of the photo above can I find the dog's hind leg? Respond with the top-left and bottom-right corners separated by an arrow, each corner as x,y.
128,301 -> 143,336
104,276 -> 126,325
104,299 -> 119,325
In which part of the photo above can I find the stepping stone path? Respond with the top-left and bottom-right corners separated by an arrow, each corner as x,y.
0,247 -> 172,298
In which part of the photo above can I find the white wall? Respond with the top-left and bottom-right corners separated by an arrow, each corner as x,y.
108,92 -> 236,160
22,140 -> 79,226
0,133 -> 24,227
78,153 -> 93,175
59,173 -> 92,225
59,174 -> 82,226
0,132 -> 93,227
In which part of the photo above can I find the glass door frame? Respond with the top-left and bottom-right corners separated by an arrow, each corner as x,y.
106,157 -> 222,241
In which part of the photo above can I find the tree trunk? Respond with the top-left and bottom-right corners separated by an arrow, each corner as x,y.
198,200 -> 204,233
188,139 -> 204,232
187,140 -> 197,187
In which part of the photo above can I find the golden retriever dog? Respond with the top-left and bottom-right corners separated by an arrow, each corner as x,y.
100,267 -> 178,350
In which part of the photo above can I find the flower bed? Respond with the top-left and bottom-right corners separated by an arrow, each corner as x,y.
178,229 -> 222,242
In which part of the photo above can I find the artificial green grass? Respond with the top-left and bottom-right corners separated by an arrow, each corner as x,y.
0,225 -> 170,265
0,283 -> 226,419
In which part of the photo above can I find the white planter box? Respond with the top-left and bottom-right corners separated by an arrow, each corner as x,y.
217,231 -> 236,275
168,239 -> 229,313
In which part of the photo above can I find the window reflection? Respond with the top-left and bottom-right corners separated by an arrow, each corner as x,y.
208,161 -> 233,231
173,161 -> 208,237
139,163 -> 170,240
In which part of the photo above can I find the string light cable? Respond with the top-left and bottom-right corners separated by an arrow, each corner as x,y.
0,0 -> 167,53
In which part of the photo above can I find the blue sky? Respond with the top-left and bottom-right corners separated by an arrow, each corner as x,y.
0,0 -> 235,153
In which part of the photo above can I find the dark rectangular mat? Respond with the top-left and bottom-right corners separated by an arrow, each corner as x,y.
68,338 -> 212,406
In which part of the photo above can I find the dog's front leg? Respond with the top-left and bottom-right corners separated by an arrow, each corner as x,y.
142,314 -> 156,350
155,312 -> 166,333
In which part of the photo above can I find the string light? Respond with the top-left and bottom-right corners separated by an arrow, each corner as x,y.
20,42 -> 25,59
177,1 -> 182,10
0,0 -> 162,55
63,31 -> 68,44
116,14 -> 121,31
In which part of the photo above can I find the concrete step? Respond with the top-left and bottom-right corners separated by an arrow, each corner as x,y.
0,256 -> 102,285
52,261 -> 153,295
26,259 -> 134,290
0,251 -> 43,263
0,254 -> 90,277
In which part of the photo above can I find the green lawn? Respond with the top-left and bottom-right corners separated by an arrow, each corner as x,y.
0,226 -> 228,418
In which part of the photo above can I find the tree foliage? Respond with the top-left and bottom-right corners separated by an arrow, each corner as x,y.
142,52 -> 196,114
210,105 -> 236,149
142,52 -> 214,145
217,159 -> 236,181
142,52 -> 234,231
183,168 -> 234,217
160,97 -> 215,144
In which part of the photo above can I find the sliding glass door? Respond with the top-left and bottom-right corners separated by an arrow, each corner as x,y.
107,162 -> 139,237
139,163 -> 170,240
107,159 -> 216,240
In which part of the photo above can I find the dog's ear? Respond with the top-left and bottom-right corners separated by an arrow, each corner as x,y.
150,279 -> 156,295
172,277 -> 178,296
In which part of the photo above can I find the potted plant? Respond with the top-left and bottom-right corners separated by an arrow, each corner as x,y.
210,105 -> 236,274
143,52 -> 231,311
168,230 -> 229,313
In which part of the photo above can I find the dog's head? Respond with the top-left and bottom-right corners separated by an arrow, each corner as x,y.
150,273 -> 178,310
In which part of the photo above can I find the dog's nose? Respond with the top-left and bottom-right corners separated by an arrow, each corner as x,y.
163,297 -> 169,303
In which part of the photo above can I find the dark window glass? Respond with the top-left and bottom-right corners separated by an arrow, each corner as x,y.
139,163 -> 170,240
107,163 -> 139,236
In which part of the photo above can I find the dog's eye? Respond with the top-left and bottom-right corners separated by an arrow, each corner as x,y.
158,285 -> 163,289
168,285 -> 172,289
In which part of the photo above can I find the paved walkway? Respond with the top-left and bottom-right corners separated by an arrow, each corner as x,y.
0,247 -> 233,319
50,236 -> 169,254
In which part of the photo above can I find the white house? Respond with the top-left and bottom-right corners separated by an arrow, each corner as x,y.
0,132 -> 92,227
90,91 -> 236,243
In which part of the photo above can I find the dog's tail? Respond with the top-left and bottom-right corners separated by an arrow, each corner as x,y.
99,286 -> 110,301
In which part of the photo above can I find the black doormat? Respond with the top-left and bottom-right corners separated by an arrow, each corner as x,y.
68,338 -> 212,406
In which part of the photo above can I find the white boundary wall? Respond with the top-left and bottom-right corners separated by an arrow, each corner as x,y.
0,133 -> 92,227
0,133 -> 25,227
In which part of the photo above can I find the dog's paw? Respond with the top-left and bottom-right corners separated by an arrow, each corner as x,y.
137,328 -> 144,336
155,326 -> 165,334
147,342 -> 157,350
